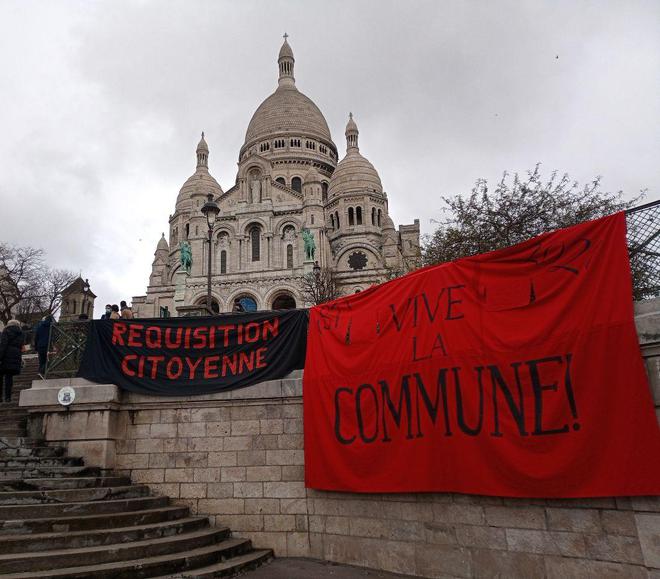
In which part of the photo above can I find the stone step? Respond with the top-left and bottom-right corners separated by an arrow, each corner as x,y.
0,494 -> 168,519
153,549 -> 274,578
0,505 -> 190,535
0,483 -> 150,505
1,539 -> 254,578
0,531 -> 247,574
0,446 -> 65,458
0,465 -> 101,480
0,476 -> 130,491
0,516 -> 211,554
0,456 -> 82,468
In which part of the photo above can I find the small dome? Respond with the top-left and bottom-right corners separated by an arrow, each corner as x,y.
176,171 -> 223,207
197,132 -> 209,152
279,37 -> 294,60
304,166 -> 321,183
345,112 -> 358,135
156,233 -> 169,252
328,152 -> 382,198
329,114 -> 382,199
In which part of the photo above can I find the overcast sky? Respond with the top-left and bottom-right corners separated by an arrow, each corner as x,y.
1,0 -> 658,316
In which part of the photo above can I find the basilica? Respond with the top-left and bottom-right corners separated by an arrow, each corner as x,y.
132,37 -> 420,317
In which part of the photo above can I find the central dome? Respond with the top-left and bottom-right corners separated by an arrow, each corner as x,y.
241,37 -> 334,154
244,85 -> 332,144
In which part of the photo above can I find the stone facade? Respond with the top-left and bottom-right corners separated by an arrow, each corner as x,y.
20,298 -> 660,577
132,37 -> 420,317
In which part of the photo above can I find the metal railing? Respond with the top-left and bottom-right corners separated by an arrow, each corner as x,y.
44,320 -> 90,379
626,199 -> 660,300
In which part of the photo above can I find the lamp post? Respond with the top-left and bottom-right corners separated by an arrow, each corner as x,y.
81,278 -> 90,319
200,193 -> 220,315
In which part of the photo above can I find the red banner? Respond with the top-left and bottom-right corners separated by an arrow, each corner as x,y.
304,213 -> 660,496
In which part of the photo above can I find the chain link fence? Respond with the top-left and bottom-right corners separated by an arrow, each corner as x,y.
626,199 -> 660,301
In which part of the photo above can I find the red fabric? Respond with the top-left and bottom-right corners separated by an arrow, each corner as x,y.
304,213 -> 660,497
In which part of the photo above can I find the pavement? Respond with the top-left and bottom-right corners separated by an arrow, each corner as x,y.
240,558 -> 422,579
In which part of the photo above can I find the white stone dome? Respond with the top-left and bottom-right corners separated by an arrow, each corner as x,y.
176,171 -> 223,207
176,135 -> 223,208
329,114 -> 383,199
328,152 -> 382,198
244,86 -> 332,145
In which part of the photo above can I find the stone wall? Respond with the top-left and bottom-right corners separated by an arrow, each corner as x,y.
21,298 -> 660,578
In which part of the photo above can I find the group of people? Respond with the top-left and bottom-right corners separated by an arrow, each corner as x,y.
0,315 -> 52,403
101,300 -> 134,320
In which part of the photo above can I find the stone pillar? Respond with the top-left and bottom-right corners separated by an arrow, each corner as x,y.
19,377 -> 123,469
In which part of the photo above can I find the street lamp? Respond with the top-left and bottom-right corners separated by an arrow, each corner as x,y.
81,278 -> 90,319
200,193 -> 220,315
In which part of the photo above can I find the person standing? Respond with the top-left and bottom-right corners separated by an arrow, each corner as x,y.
0,320 -> 24,403
109,305 -> 121,320
120,301 -> 134,319
34,315 -> 53,376
101,304 -> 113,319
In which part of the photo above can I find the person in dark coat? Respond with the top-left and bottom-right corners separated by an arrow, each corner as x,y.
34,315 -> 53,376
0,320 -> 24,403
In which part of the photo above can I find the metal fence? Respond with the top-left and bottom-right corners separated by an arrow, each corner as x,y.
41,202 -> 660,379
626,199 -> 660,300
44,320 -> 90,379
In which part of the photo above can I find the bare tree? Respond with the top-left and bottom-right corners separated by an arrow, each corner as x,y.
0,244 -> 44,324
0,244 -> 76,324
41,269 -> 77,317
299,266 -> 342,306
422,165 -> 652,299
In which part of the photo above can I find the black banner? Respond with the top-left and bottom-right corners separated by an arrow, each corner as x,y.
78,310 -> 308,396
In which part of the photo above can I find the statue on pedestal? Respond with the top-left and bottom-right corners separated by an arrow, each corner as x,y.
302,228 -> 315,261
179,241 -> 192,275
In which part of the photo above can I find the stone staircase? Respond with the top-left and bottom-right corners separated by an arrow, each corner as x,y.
0,360 -> 273,577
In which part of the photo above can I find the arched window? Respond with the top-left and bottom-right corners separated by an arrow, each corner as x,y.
356,207 -> 362,225
250,226 -> 261,261
321,182 -> 328,202
235,294 -> 258,312
195,225 -> 199,236
372,207 -> 376,225
331,214 -> 335,229
195,296 -> 220,314
185,224 -> 189,239
72,300 -> 77,314
378,209 -> 382,227
291,177 -> 302,193
335,211 -> 340,228
275,177 -> 286,186
220,250 -> 227,274
286,244 -> 293,268
348,207 -> 355,226
311,215 -> 315,225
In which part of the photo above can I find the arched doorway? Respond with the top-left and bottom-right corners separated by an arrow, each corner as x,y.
271,292 -> 296,310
